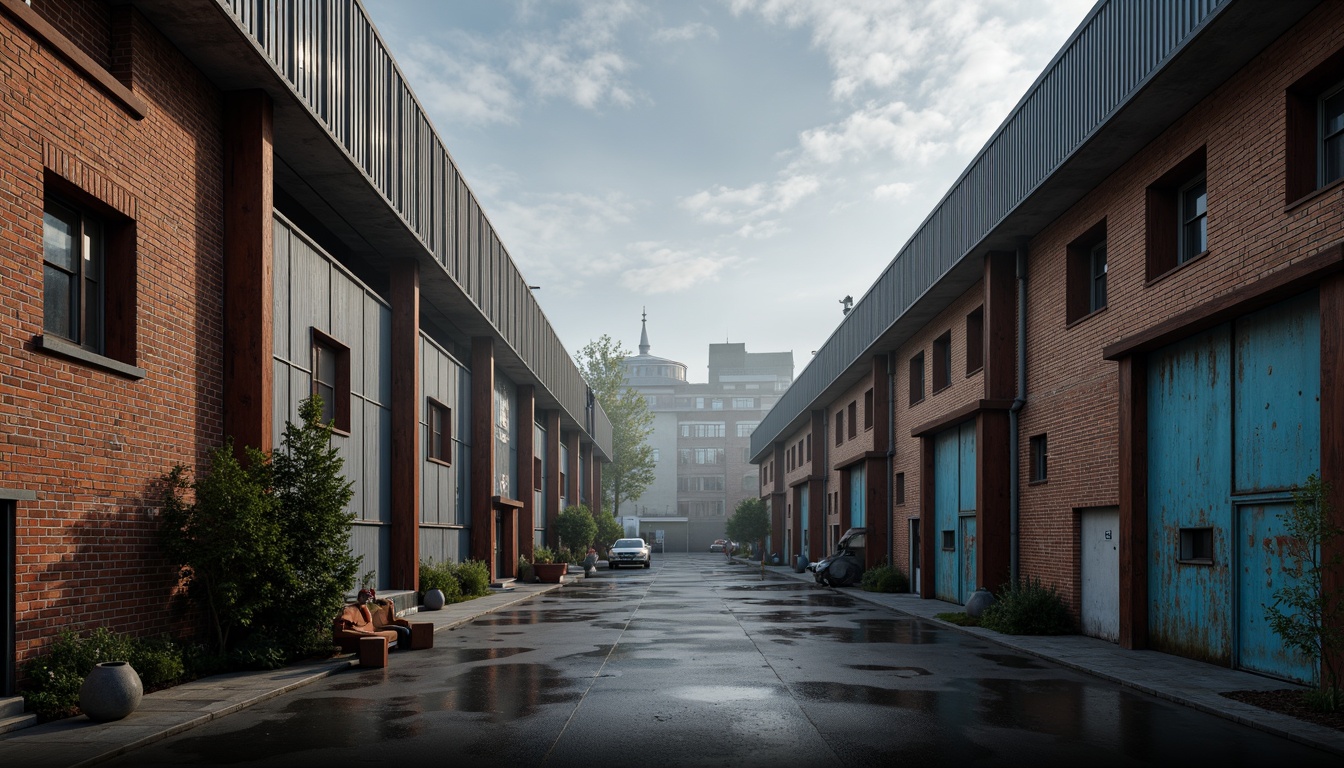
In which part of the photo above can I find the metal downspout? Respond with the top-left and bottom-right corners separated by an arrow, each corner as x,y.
1010,245 -> 1028,584
887,351 -> 896,569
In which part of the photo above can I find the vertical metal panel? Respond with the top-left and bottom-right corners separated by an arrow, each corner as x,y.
959,421 -> 976,513
343,396 -> 364,519
960,516 -> 977,599
1147,324 -> 1233,664
934,428 -> 960,603
848,463 -> 865,528
1236,501 -> 1313,682
1081,507 -> 1121,642
332,274 -> 364,393
1233,292 -> 1321,493
272,225 -> 290,361
350,523 -> 382,593
272,360 -> 290,450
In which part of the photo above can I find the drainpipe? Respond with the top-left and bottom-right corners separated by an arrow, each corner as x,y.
1010,244 -> 1028,584
887,351 -> 896,568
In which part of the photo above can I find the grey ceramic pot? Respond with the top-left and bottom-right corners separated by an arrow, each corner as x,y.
79,661 -> 143,722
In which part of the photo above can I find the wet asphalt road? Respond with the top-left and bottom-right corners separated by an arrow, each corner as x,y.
102,554 -> 1336,768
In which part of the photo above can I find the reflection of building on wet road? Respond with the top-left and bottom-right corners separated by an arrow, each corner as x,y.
622,312 -> 793,551
750,0 -> 1344,687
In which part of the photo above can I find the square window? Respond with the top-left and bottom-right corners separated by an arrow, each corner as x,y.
1178,528 -> 1214,564
311,329 -> 351,433
1029,434 -> 1048,483
932,330 -> 952,392
1145,147 -> 1207,280
1066,221 -> 1107,323
941,530 -> 955,551
428,398 -> 451,464
847,401 -> 857,439
966,307 -> 984,375
909,351 -> 925,405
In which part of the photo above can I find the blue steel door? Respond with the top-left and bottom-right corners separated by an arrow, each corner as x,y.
799,487 -> 810,561
849,463 -> 866,528
1147,291 -> 1319,681
934,422 -> 976,604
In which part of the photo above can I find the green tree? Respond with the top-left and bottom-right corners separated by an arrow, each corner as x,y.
268,395 -> 360,656
595,511 -> 625,555
161,440 -> 281,655
726,497 -> 771,577
1265,474 -> 1343,710
575,335 -> 655,516
555,504 -> 599,558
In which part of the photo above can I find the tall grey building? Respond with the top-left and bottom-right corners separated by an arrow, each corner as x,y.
621,313 -> 792,551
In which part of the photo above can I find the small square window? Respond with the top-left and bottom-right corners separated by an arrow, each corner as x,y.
428,398 -> 451,464
1067,221 -> 1107,323
909,352 -> 925,405
1030,434 -> 1048,483
311,329 -> 351,433
941,530 -> 955,551
966,307 -> 984,375
933,330 -> 952,392
1178,528 -> 1214,564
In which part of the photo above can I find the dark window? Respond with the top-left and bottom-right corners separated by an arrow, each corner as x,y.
864,389 -> 874,429
835,411 -> 844,445
427,398 -> 451,464
311,329 -> 351,433
806,434 -> 812,461
941,530 -> 955,551
1323,83 -> 1344,187
965,306 -> 984,375
1029,434 -> 1048,483
1178,528 -> 1214,564
847,401 -> 857,439
43,198 -> 102,349
797,440 -> 805,466
895,473 -> 905,505
534,456 -> 542,490
1286,52 -> 1344,202
909,351 -> 925,405
932,330 -> 952,392
1066,221 -> 1107,323
1146,148 -> 1207,280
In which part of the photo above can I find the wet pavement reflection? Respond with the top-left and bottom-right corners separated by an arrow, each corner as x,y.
102,555 -> 1338,768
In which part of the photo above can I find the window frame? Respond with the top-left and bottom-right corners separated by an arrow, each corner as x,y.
42,197 -> 104,352
909,351 -> 926,405
1319,79 -> 1344,188
847,401 -> 857,439
311,328 -> 351,434
965,306 -> 984,375
932,330 -> 952,392
1177,173 -> 1208,265
1066,220 -> 1108,325
1029,434 -> 1048,484
427,397 -> 451,466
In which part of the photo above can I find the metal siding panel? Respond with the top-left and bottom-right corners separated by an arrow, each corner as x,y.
344,400 -> 365,520
1146,324 -> 1233,665
272,360 -> 291,450
935,428 -> 960,603
377,402 -> 392,523
272,222 -> 290,361
959,421 -> 977,513
333,273 -> 364,395
960,516 -> 977,599
1233,292 -> 1321,493
350,523 -> 379,592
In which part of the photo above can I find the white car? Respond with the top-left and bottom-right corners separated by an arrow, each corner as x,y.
608,538 -> 652,569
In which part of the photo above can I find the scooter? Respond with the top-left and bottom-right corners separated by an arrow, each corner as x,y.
808,527 -> 866,587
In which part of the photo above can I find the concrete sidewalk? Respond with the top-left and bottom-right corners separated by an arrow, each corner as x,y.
4,559 -> 1342,766
753,559 -> 1344,756
0,579 -> 571,768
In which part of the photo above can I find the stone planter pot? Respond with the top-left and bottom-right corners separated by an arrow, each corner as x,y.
423,588 -> 446,610
534,563 -> 568,583
79,661 -> 143,722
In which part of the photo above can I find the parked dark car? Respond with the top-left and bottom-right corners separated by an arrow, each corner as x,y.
808,528 -> 866,587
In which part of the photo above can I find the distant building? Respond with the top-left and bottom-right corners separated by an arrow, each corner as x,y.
622,313 -> 792,552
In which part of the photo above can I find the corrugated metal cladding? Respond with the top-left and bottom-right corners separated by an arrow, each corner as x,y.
420,333 -> 472,565
220,0 -> 604,445
752,0 -> 1226,456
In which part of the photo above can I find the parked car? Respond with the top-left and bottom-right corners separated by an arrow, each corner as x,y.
809,528 -> 866,587
608,538 -> 652,568
709,539 -> 727,553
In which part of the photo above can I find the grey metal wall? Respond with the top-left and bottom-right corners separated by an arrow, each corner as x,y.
420,333 -> 471,565
273,214 -> 393,584
754,0 -> 1225,454
220,0 -> 608,452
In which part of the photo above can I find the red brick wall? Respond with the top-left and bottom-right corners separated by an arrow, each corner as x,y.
0,3 -> 224,665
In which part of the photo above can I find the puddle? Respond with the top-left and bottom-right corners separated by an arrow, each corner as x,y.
847,664 -> 932,677
975,652 -> 1046,670
760,619 -> 945,644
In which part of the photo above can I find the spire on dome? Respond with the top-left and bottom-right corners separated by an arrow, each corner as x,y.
639,307 -> 650,356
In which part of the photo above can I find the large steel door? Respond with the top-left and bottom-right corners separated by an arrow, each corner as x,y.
1081,507 -> 1119,642
934,422 -> 976,604
849,464 -> 866,528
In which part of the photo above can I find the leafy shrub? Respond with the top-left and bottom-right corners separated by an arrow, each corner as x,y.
21,628 -> 187,720
979,578 -> 1073,635
531,546 -> 555,564
517,556 -> 534,583
419,559 -> 463,603
227,629 -> 288,671
454,560 -> 492,597
555,505 -> 598,553
860,564 -> 910,594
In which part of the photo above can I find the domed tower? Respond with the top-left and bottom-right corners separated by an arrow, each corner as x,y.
622,309 -> 687,385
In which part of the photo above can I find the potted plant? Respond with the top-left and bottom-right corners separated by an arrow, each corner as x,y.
532,546 -> 568,583
517,555 -> 534,583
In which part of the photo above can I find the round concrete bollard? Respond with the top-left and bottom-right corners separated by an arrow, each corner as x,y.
965,587 -> 995,618
79,661 -> 143,722
423,588 -> 446,611
794,555 -> 809,573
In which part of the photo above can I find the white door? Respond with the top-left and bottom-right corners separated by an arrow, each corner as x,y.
1080,507 -> 1120,642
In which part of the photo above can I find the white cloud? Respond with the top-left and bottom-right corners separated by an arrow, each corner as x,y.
652,22 -> 719,44
508,0 -> 642,109
618,244 -> 730,293
872,181 -> 914,202
679,174 -> 819,232
398,38 -> 518,126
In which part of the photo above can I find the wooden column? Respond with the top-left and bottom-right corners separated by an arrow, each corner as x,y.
581,442 -> 594,508
470,338 -> 496,573
592,457 -> 603,517
976,411 -> 1011,592
919,436 -> 936,599
1118,354 -> 1148,649
566,432 -> 581,508
983,251 -> 1017,401
389,259 -> 420,590
518,386 -> 536,563
222,90 -> 273,456
865,455 -> 889,571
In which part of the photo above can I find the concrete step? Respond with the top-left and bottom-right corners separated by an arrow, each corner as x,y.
0,697 -> 35,734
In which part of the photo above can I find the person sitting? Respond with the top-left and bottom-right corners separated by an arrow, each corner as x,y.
583,547 -> 599,576
358,589 -> 411,646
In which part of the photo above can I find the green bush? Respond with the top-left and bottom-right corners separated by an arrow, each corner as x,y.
419,559 -> 463,603
979,577 -> 1073,635
555,505 -> 598,553
860,564 -> 910,594
454,560 -> 491,597
21,628 -> 187,721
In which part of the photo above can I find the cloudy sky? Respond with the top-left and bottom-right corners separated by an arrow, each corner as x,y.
361,0 -> 1095,380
